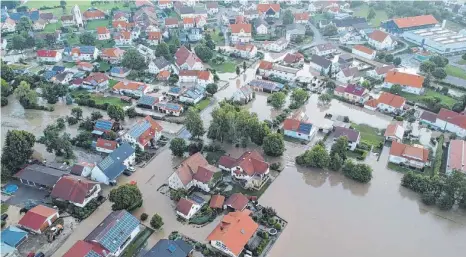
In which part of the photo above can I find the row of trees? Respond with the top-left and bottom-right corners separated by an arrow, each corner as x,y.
268,88 -> 309,110
419,56 -> 449,80
295,137 -> 373,183
376,52 -> 401,66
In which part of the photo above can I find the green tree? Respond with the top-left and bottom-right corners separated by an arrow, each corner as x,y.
170,189 -> 188,201
263,133 -> 285,157
185,109 -> 205,139
125,107 -> 137,118
421,191 -> 437,205
170,138 -> 187,157
318,93 -> 331,105
1,65 -> 14,82
155,42 -> 170,59
342,160 -> 373,183
150,213 -> 164,229
322,24 -> 338,36
169,44 -> 178,54
268,92 -> 286,109
71,107 -> 83,120
432,67 -> 447,80
168,74 -> 179,86
72,131 -> 93,149
392,57 -> 401,66
1,79 -> 12,97
107,104 -> 125,121
236,66 -> 240,75
384,54 -> 394,63
206,83 -> 218,95
14,81 -> 37,108
11,35 -> 26,52
296,144 -> 330,168
462,53 -> 466,61
39,125 -> 74,159
91,111 -> 103,121
79,32 -> 96,45
249,120 -> 270,146
389,84 -> 402,95
1,97 -> 8,107
329,153 -> 343,171
194,45 -> 213,62
325,81 -> 336,90
290,88 -> 309,108
109,184 -> 143,211
282,10 -> 294,25
420,61 -> 436,73
122,48 -> 147,70
42,83 -> 67,104
243,61 -> 247,72
1,130 -> 35,179
16,16 -> 32,33
367,8 -> 376,20
437,194 -> 454,210
56,118 -> 66,130
429,56 -> 448,67
78,117 -> 94,131
330,136 -> 348,160
60,0 -> 67,8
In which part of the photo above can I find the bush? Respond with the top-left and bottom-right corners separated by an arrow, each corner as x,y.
438,194 -> 454,210
274,223 -> 282,231
140,213 -> 148,221
67,116 -> 78,125
270,162 -> 281,171
421,191 -> 437,205
150,213 -> 164,229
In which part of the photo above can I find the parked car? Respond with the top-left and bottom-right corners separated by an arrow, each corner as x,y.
34,252 -> 45,257
126,166 -> 135,172
27,253 -> 35,257
1,214 -> 8,220
123,170 -> 133,176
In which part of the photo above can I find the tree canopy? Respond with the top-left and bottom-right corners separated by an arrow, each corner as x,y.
194,45 -> 214,62
290,88 -> 309,108
150,213 -> 164,229
79,32 -> 96,45
282,10 -> 294,25
122,48 -> 147,70
185,108 -> 205,139
295,144 -> 330,168
263,133 -> 285,157
342,159 -> 373,183
170,138 -> 187,157
1,130 -> 35,179
107,104 -> 125,121
109,184 -> 143,211
155,42 -> 171,60
389,84 -> 402,95
206,83 -> 218,95
14,81 -> 37,108
268,92 -> 286,109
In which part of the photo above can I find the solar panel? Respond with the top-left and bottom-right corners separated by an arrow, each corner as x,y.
167,244 -> 177,253
128,120 -> 151,138
99,156 -> 114,171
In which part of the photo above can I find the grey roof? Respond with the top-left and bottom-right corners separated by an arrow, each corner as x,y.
97,143 -> 135,180
85,210 -> 140,253
334,126 -> 360,142
333,17 -> 366,28
273,64 -> 299,74
420,111 -> 437,123
14,164 -> 69,187
341,67 -> 359,77
315,43 -> 336,52
153,57 -> 171,69
54,71 -> 72,82
179,6 -> 195,14
144,239 -> 193,257
310,55 -> 332,69
352,22 -> 371,30
286,24 -> 306,34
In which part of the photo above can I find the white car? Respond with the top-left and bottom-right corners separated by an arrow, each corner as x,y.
126,166 -> 136,172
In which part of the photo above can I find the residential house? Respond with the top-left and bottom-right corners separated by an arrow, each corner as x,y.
83,211 -> 140,256
64,46 -> 98,62
83,73 -> 109,91
230,23 -> 252,43
183,17 -> 195,29
197,70 -> 214,87
14,164 -> 68,190
257,60 -> 273,76
33,19 -> 46,31
113,11 -> 130,22
157,70 -> 171,81
207,210 -> 259,257
248,79 -> 284,93
313,43 -> 337,56
50,175 -> 101,208
187,27 -> 203,42
110,67 -> 131,78
232,86 -> 254,104
176,198 -> 201,220
383,70 -> 425,95
168,152 -> 220,192
368,30 -> 397,50
283,52 -> 304,66
262,37 -> 289,52
136,44 -> 155,61
112,20 -> 134,31
113,81 -> 149,97
133,7 -> 159,31
434,108 -> 466,137
257,4 -> 280,18
1,38 -> 7,50
144,239 -> 193,257
382,14 -> 438,34
53,71 -> 74,85
165,17 -> 179,29
96,26 -> 110,40
218,151 -> 270,190
309,54 -> 332,74
70,162 -> 95,177
224,193 -> 249,211
293,12 -> 309,24
244,9 -> 260,20
270,64 -> 299,81
255,19 -> 268,35
93,119 -> 118,136
147,31 -> 162,45
174,46 -> 204,70
77,62 -> 94,72
37,50 -> 62,63
60,15 -> 75,26
179,86 -> 205,104
158,0 -> 173,9
384,122 -> 405,142
100,47 -> 125,64
447,140 -> 466,175
366,65 -> 395,80
210,194 -> 225,209
285,24 -> 306,41
332,17 -> 367,33
389,141 -> 429,169
90,143 -> 136,185
18,205 -> 59,234
114,31 -> 132,46
352,45 -> 376,60
235,16 -> 247,25
234,43 -> 257,59
157,102 -> 184,116
95,138 -> 118,153
2,18 -> 16,32
206,2 -> 219,15
1,226 -> 28,248
333,126 -> 361,151
195,16 -> 207,28
82,9 -> 106,20
334,84 -> 368,103
377,92 -> 406,114
148,56 -> 175,74
179,70 -> 198,83
6,10 -> 40,22
122,116 -> 163,149
283,118 -> 317,141
336,67 -> 360,84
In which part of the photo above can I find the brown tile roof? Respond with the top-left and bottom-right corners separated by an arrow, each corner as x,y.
114,31 -> 131,40
235,43 -> 255,52
179,70 -> 199,77
175,46 -> 201,67
77,62 -> 94,69
210,194 -> 225,209
18,205 -> 58,231
369,30 -> 390,43
112,20 -> 133,30
258,60 -> 273,70
420,110 -> 437,123
230,23 -> 252,33
218,155 -> 237,168
147,31 -> 161,40
192,165 -> 216,183
96,26 -> 109,34
62,240 -> 106,257
157,70 -> 170,80
364,98 -> 378,108
83,9 -> 106,19
283,118 -> 300,131
197,71 -> 211,81
96,138 -> 118,150
377,92 -> 405,108
283,53 -> 303,64
257,4 -> 280,14
334,126 -> 360,142
61,15 -> 74,21
223,151 -> 269,177
448,140 -> 466,174
224,193 -> 249,211
176,198 -> 195,216
101,47 -> 125,58
375,65 -> 395,75
384,122 -> 403,138
437,108 -> 466,129
206,2 -> 218,9
293,12 -> 309,21
393,15 -> 438,29
84,73 -> 109,84
176,152 -> 209,185
384,71 -> 424,88
165,17 -> 178,26
50,176 -> 98,204
207,210 -> 258,256
353,45 -> 375,55
389,141 -> 429,163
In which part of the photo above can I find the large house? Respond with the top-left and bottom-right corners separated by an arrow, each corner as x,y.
293,12 -> 309,24
233,43 -> 257,59
382,14 -> 438,34
64,46 -> 99,62
206,2 -> 219,15
262,37 -> 289,52
313,43 -> 337,56
14,164 -> 68,190
366,65 -> 395,80
334,84 -> 368,104
352,45 -> 376,60
207,210 -> 259,257
336,67 -> 360,84
230,23 -> 252,43
144,239 -> 193,257
176,198 -> 201,220
122,116 -> 163,150
368,30 -> 397,50
83,8 -> 106,20
218,151 -> 269,190
383,70 -> 425,95
18,205 -> 59,234
148,56 -> 175,74
168,152 -> 219,192
174,46 -> 204,70
2,18 -> 16,32
232,86 -> 254,104
389,141 -> 429,169
432,108 -> 466,137
90,143 -> 135,185
364,92 -> 406,114
37,50 -> 62,63
83,73 -> 109,91
309,54 -> 332,74
113,81 -> 149,97
384,122 -> 405,142
447,140 -> 466,175
100,47 -> 125,64
283,118 -> 317,141
257,3 -> 280,18
248,79 -> 284,93
50,176 -> 101,208
96,26 -> 111,40
333,126 -> 360,151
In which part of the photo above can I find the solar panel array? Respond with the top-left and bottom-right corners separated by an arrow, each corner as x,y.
137,95 -> 158,106
95,120 -> 113,131
98,212 -> 140,253
298,123 -> 313,134
98,156 -> 115,171
128,120 -> 151,138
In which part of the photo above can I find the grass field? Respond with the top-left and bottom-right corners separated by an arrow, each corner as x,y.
1,204 -> 9,214
209,31 -> 224,45
63,62 -> 76,68
65,34 -> 80,45
354,4 -> 389,27
108,79 -> 119,89
457,59 -> 466,65
384,88 -> 457,108
71,90 -> 130,107
194,98 -> 211,111
351,123 -> 384,147
43,22 -> 62,32
209,59 -> 236,73
445,65 -> 466,80
86,19 -> 110,30
98,61 -> 111,72
24,0 -> 133,13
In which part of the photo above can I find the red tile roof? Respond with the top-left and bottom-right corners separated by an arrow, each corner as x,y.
230,23 -> 252,33
374,65 -> 395,75
83,9 -> 106,19
378,92 -> 405,108
389,141 -> 429,163
157,70 -> 170,80
113,81 -> 147,91
283,53 -> 303,64
369,30 -> 390,43
226,151 -> 269,177
293,12 -> 309,21
448,140 -> 466,174
18,205 -> 58,231
77,62 -> 94,69
114,31 -> 131,40
257,4 -> 280,14
224,193 -> 249,211
437,108 -> 466,129
51,176 -> 98,204
147,31 -> 161,40
353,45 -> 375,55
96,26 -> 109,34
183,17 -> 194,24
207,210 -> 258,256
197,70 -> 211,81
175,152 -> 209,186
384,122 -> 403,138
364,98 -> 378,108
165,17 -> 178,26
283,118 -> 300,131
258,60 -> 273,70
192,165 -> 216,183
96,138 -> 118,150
384,71 -> 424,88
235,43 -> 255,52
344,84 -> 366,96
62,240 -> 106,257
209,194 -> 225,209
176,198 -> 195,216
218,155 -> 237,168
101,47 -> 125,58
84,73 -> 109,84
393,15 -> 438,29
37,49 -> 58,57
112,20 -> 133,30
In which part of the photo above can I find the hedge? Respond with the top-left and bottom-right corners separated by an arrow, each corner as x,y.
432,135 -> 444,176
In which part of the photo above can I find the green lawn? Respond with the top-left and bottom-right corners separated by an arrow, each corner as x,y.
65,34 -> 80,45
121,228 -> 154,257
209,60 -> 236,73
98,61 -> 111,72
64,62 -> 76,68
167,10 -> 179,18
388,88 -> 457,108
24,1 -> 133,13
445,65 -> 466,80
43,22 -> 62,32
351,123 -> 384,147
354,4 -> 389,27
71,90 -> 130,107
86,19 -> 110,30
108,79 -> 119,89
194,98 -> 211,111
1,204 -> 9,214
209,31 -> 224,45
96,40 -> 115,48
457,59 -> 466,65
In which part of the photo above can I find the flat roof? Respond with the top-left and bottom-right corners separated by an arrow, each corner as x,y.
406,26 -> 466,45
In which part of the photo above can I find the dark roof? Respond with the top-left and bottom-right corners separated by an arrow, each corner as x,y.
144,239 -> 193,257
70,164 -> 85,176
333,126 -> 360,142
153,56 -> 171,69
176,198 -> 195,216
50,176 -> 98,204
333,17 -> 366,28
97,143 -> 135,180
352,22 -> 371,30
9,10 -> 39,21
14,164 -> 68,187
420,110 -> 437,123
85,210 -> 140,253
225,193 -> 249,211
94,119 -> 114,132
62,240 -> 106,257
310,55 -> 332,69
1,226 -> 28,247
179,6 -> 195,14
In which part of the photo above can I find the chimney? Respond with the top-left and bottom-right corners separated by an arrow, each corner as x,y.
442,20 -> 446,29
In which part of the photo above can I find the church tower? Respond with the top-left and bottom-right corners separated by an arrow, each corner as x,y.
72,5 -> 83,27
